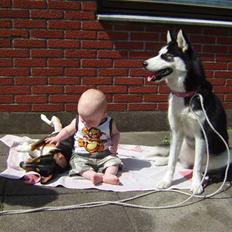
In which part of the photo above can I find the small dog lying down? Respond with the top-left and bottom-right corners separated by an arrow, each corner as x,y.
17,114 -> 73,184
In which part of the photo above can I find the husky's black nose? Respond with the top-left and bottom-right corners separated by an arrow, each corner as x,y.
143,61 -> 148,67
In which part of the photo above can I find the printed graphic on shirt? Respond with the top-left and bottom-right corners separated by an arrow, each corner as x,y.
78,127 -> 107,153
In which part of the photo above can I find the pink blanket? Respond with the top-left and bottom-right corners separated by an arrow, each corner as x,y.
0,135 -> 192,192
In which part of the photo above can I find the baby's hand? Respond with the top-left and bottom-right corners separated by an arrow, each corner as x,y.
109,145 -> 118,155
45,136 -> 60,146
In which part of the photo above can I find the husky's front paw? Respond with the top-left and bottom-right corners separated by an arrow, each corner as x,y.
157,178 -> 172,189
191,181 -> 203,195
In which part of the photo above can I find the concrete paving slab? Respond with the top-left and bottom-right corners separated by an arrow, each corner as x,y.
0,131 -> 232,232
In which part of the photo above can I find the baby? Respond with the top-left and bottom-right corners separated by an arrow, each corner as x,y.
46,89 -> 122,185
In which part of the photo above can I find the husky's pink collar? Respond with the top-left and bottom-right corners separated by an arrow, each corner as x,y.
171,90 -> 196,98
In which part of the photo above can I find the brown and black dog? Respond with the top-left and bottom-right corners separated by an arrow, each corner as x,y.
17,115 -> 73,184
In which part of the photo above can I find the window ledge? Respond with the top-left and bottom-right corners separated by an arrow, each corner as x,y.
97,14 -> 232,28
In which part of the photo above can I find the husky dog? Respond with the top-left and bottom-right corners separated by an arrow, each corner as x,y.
143,30 -> 231,194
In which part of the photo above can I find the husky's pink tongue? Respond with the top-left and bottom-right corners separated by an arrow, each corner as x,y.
147,74 -> 156,82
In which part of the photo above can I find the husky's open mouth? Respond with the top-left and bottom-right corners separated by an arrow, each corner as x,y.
147,68 -> 173,82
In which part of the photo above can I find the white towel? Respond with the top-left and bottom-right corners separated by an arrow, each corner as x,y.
0,135 -> 192,192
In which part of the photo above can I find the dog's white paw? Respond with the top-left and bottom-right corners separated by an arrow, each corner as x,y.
157,179 -> 172,189
16,143 -> 31,152
190,181 -> 203,195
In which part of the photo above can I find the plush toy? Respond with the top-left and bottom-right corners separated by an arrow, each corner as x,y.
17,114 -> 73,184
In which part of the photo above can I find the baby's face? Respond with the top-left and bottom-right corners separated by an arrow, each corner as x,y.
79,111 -> 106,129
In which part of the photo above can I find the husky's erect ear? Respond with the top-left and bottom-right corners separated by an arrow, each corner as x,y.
167,30 -> 174,43
177,30 -> 189,52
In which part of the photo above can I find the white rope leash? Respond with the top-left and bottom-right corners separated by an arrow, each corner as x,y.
0,94 -> 230,216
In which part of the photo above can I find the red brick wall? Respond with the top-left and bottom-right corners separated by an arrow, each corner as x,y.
0,0 -> 231,113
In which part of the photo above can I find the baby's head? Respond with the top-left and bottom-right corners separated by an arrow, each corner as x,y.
78,89 -> 107,128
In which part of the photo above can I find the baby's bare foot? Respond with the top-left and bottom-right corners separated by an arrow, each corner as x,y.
103,174 -> 120,185
91,174 -> 103,185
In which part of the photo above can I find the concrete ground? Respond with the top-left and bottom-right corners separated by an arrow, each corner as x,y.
0,131 -> 232,232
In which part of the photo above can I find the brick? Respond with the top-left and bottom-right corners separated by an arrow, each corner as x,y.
114,60 -> 142,68
64,11 -> 95,20
114,95 -> 142,103
0,20 -> 12,28
0,29 -> 28,38
98,32 -> 128,40
14,20 -> 46,28
129,86 -> 157,94
130,68 -> 148,77
98,86 -> 127,94
48,59 -> 80,67
13,0 -> 46,8
65,104 -> 78,112
82,59 -> 112,68
159,85 -> 169,94
0,59 -> 12,67
108,103 -> 127,111
99,69 -> 128,77
191,35 -> 216,44
15,77 -> 48,85
0,105 -> 31,112
48,40 -> 80,48
14,39 -> 46,48
82,22 -> 106,31
0,86 -> 30,94
0,77 -> 13,85
0,10 -> 29,18
0,39 -> 11,48
48,1 -> 81,10
49,95 -> 79,103
81,1 -> 96,11
48,77 -> 81,85
65,85 -> 89,94
131,32 -> 159,41
203,45 -> 228,54
209,78 -> 225,86
82,40 -> 113,49
0,68 -> 29,76
31,10 -> 63,19
204,63 -> 228,70
49,20 -> 81,30
129,51 -> 154,59
65,50 -> 97,58
31,49 -> 63,58
15,58 -> 46,67
128,103 -> 157,111
157,103 -> 168,111
0,49 -> 29,58
215,55 -> 231,62
144,94 -> 168,102
115,42 -> 143,50
115,77 -> 143,85
15,95 -> 47,103
65,68 -> 96,77
214,86 -> 232,94
32,85 -> 64,94
0,0 -> 11,7
32,104 -> 64,112
82,77 -> 112,85
114,24 -> 144,31
65,30 -> 96,39
32,68 -> 63,76
0,95 -> 13,103
98,50 -> 126,59
31,30 -> 64,39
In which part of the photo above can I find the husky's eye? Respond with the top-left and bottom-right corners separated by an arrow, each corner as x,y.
161,53 -> 174,62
